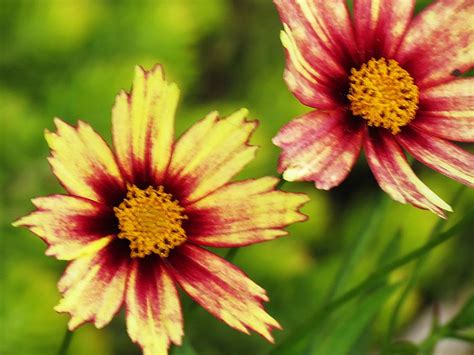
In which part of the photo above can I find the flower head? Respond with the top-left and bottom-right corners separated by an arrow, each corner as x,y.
14,65 -> 309,354
273,0 -> 474,217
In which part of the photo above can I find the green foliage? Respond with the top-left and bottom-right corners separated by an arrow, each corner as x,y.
449,294 -> 474,331
310,285 -> 398,355
385,341 -> 419,355
171,337 -> 198,355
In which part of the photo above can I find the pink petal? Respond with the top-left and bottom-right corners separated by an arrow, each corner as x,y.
13,195 -> 115,260
55,240 -> 130,330
364,130 -> 452,218
412,115 -> 474,142
46,119 -> 125,205
273,109 -> 364,189
397,127 -> 474,187
396,0 -> 474,89
353,0 -> 415,60
412,78 -> 474,142
166,244 -> 281,342
274,0 -> 356,109
126,258 -> 183,355
185,177 -> 308,247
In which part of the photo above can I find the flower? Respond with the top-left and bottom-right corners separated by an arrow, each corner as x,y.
13,65 -> 309,354
273,0 -> 474,217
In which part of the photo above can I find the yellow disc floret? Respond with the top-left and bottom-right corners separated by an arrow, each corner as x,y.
114,184 -> 188,258
348,57 -> 419,134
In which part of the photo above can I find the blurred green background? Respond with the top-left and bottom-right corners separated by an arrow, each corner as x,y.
1,0 -> 472,354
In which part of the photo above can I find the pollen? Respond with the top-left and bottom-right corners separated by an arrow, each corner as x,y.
348,57 -> 419,134
114,184 -> 188,258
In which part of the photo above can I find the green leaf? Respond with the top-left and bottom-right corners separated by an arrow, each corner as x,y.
385,341 -> 419,355
448,294 -> 474,330
324,194 -> 389,302
377,229 -> 402,266
271,211 -> 472,354
270,331 -> 315,355
309,284 -> 397,355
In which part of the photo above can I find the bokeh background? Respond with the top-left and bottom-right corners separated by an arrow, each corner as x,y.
1,0 -> 472,354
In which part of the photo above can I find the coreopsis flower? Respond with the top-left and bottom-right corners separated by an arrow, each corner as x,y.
13,65 -> 309,354
273,0 -> 474,217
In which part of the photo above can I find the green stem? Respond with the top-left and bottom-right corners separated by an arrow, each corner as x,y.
383,186 -> 466,352
419,325 -> 449,354
57,329 -> 73,355
325,192 -> 389,303
419,326 -> 474,354
224,247 -> 240,262
275,177 -> 287,190
270,213 -> 471,353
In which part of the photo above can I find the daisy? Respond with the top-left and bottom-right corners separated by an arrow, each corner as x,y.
13,65 -> 309,354
273,0 -> 473,217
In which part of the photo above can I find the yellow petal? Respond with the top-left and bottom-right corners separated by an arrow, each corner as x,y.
55,240 -> 130,330
186,177 -> 308,247
112,65 -> 179,185
126,259 -> 183,355
167,244 -> 281,342
46,119 -> 124,204
166,108 -> 258,204
12,194 -> 113,260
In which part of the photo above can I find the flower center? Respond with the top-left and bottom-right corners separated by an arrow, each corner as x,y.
114,185 -> 188,258
347,57 -> 419,134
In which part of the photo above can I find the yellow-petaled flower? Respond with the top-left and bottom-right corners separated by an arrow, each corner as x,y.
273,0 -> 474,218
13,65 -> 309,355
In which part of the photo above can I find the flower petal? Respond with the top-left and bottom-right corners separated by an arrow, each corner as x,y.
126,258 -> 183,355
412,115 -> 474,143
273,109 -> 364,189
364,130 -> 452,218
12,195 -> 115,260
46,119 -> 125,205
397,127 -> 474,187
274,0 -> 356,109
353,0 -> 415,60
55,240 -> 130,330
166,244 -> 281,342
396,0 -> 474,89
112,65 -> 179,186
185,177 -> 308,247
166,109 -> 258,204
412,78 -> 474,142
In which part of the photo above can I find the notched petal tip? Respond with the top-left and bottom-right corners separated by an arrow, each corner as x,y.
236,107 -> 249,117
125,261 -> 183,355
44,118 -> 124,204
281,169 -> 299,183
112,64 -> 180,185
135,63 -> 164,79
11,218 -> 24,228
167,245 -> 281,343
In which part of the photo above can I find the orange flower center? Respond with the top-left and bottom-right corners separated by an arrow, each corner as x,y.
114,184 -> 188,258
347,57 -> 419,134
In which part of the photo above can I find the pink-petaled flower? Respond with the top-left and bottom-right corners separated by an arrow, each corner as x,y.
13,65 -> 309,355
273,0 -> 474,217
